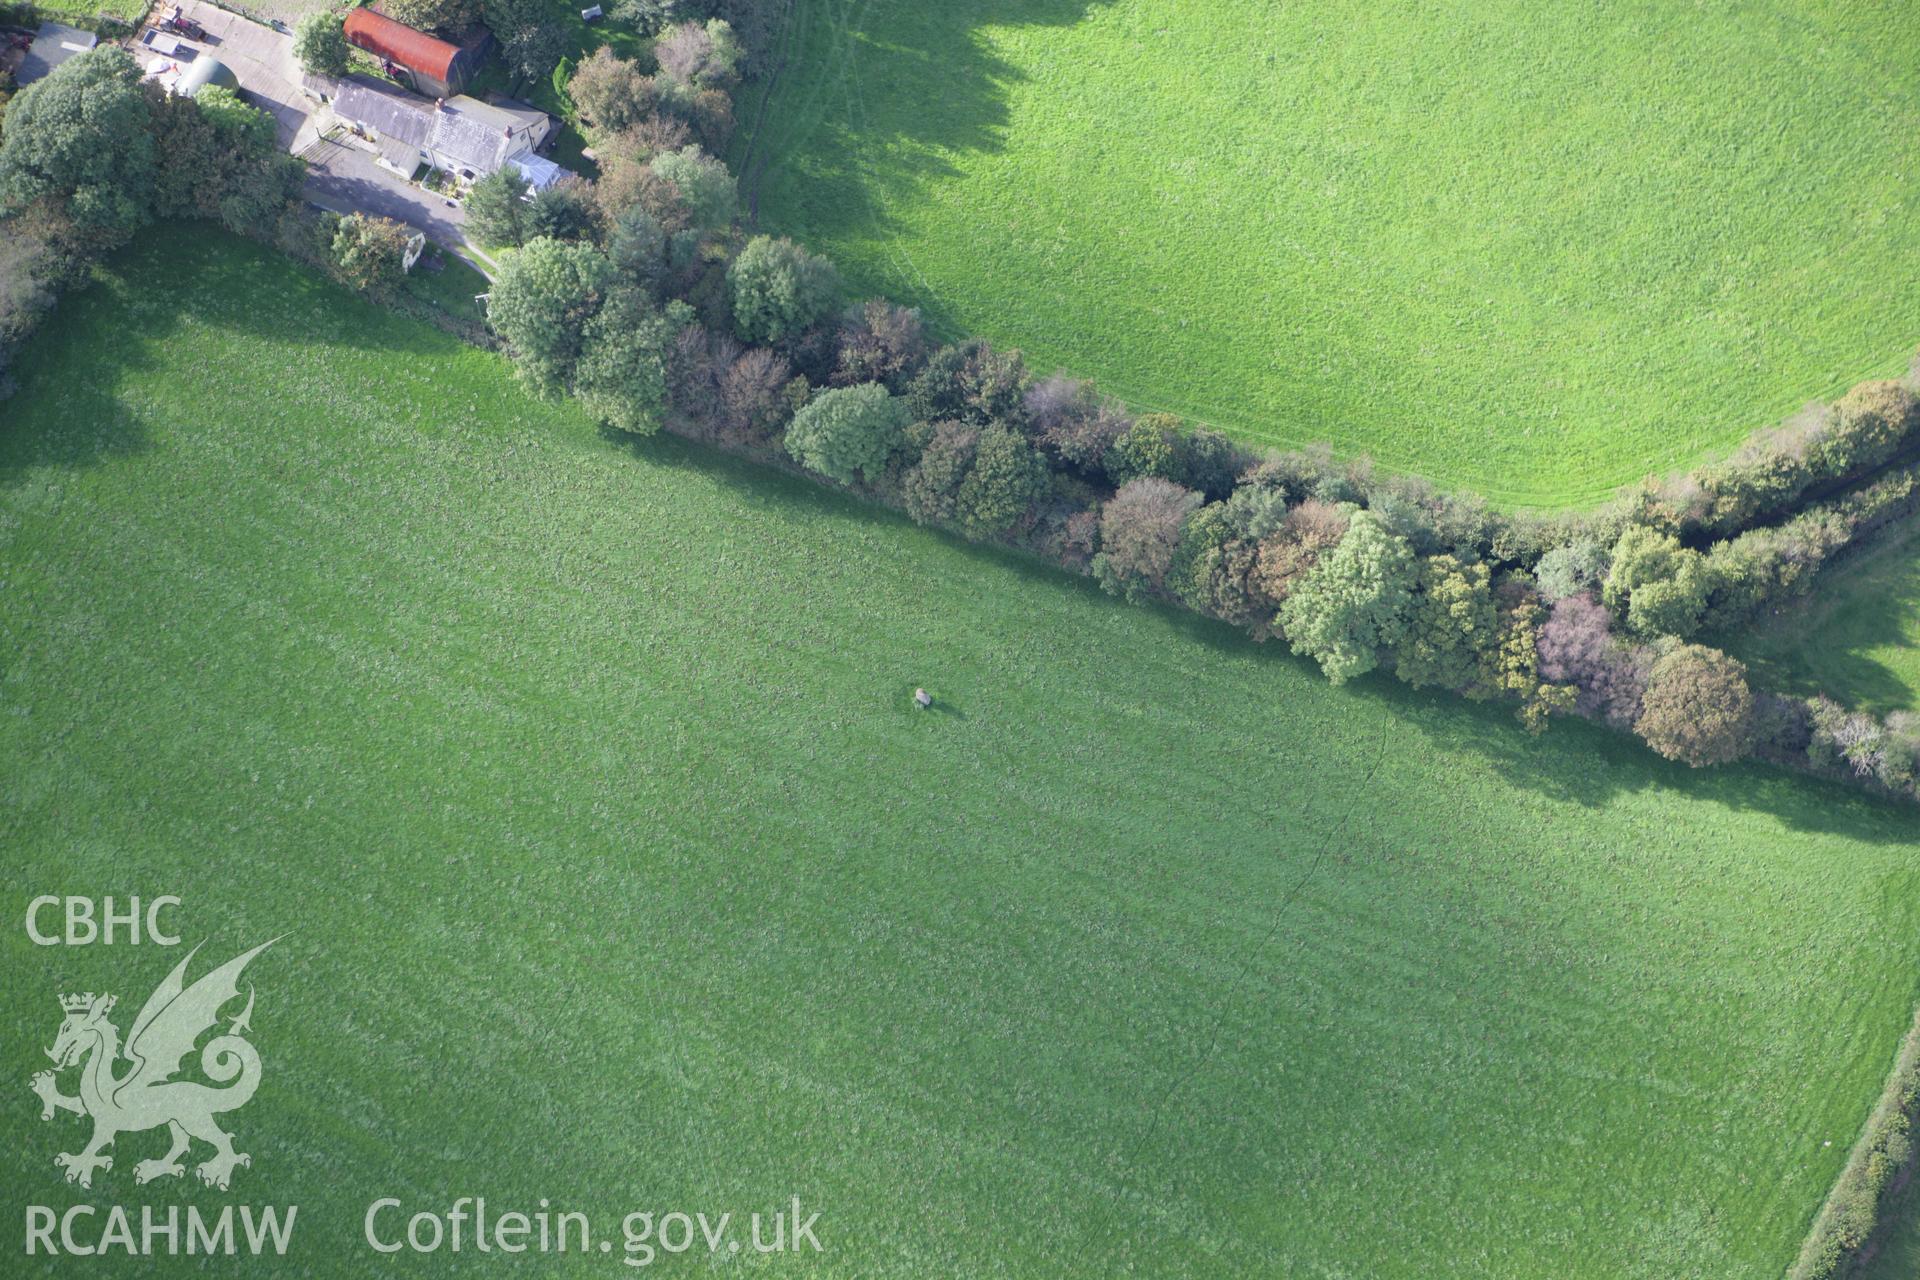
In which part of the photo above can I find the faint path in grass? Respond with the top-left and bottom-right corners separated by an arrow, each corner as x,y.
1133,719 -> 1391,1165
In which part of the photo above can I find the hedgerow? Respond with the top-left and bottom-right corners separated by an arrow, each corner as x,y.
1787,1007 -> 1920,1280
3,39 -> 1915,813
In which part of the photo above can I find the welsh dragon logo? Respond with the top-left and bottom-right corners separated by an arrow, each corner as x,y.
30,940 -> 276,1191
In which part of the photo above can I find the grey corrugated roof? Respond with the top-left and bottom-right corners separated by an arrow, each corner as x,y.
331,77 -> 432,149
376,131 -> 423,173
175,56 -> 238,98
329,78 -> 551,178
427,103 -> 516,174
18,22 -> 97,85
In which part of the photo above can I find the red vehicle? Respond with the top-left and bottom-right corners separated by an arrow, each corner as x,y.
158,6 -> 205,40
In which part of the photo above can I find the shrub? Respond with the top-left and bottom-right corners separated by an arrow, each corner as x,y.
1050,508 -> 1101,570
0,47 -> 154,235
834,301 -> 926,390
1537,593 -> 1650,729
568,48 -> 656,136
484,236 -> 612,394
1699,511 -> 1847,630
1092,477 -> 1201,602
649,145 -> 737,232
293,11 -> 350,78
784,382 -> 910,485
1749,692 -> 1814,757
328,213 -> 409,292
1804,697 -> 1916,789
727,235 -> 839,345
1786,1010 -> 1920,1280
0,201 -> 84,398
1814,380 -> 1920,481
1635,644 -> 1756,767
1647,378 -> 1920,542
1279,510 -> 1417,685
905,340 -> 1029,428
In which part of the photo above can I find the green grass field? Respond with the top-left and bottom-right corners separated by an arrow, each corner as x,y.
1724,520 -> 1920,716
736,0 -> 1920,507
5,235 -> 1920,1277
20,0 -> 151,26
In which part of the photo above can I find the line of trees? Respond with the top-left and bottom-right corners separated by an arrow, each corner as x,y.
4,33 -> 1916,808
382,16 -> 1920,807
461,12 -> 1920,805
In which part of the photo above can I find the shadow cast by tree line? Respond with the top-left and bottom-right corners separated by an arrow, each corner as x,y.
736,0 -> 1118,339
0,230 -> 477,487
1728,532 -> 1920,717
613,428 -> 1916,846
5,222 -> 1914,851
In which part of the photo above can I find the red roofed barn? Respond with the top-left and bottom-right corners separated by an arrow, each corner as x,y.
342,8 -> 484,98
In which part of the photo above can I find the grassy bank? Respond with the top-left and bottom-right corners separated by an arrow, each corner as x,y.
4,233 -> 1920,1277
1725,520 -> 1920,716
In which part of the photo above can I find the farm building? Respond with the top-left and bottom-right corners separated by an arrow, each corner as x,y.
17,22 -> 96,86
329,76 -> 556,184
342,8 -> 485,98
150,53 -> 238,98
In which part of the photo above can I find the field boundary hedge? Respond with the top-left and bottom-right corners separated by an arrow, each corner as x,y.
1789,1003 -> 1920,1280
0,0 -> 143,36
5,32 -> 1920,811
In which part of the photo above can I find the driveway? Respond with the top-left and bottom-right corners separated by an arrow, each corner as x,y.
141,0 -> 318,150
302,137 -> 496,277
